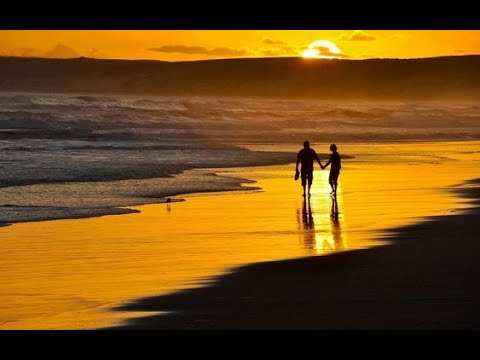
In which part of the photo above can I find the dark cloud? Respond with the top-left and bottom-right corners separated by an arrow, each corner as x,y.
44,43 -> 79,58
314,46 -> 348,58
302,44 -> 349,59
150,45 -> 249,57
262,38 -> 286,45
259,38 -> 299,56
318,46 -> 337,56
260,44 -> 299,56
340,30 -> 376,41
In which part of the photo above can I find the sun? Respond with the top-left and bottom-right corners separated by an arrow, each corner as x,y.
302,40 -> 342,59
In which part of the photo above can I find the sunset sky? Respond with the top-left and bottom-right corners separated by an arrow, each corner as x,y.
1,30 -> 479,62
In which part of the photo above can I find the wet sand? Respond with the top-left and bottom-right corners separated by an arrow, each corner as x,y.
1,141 -> 479,329
112,181 -> 480,329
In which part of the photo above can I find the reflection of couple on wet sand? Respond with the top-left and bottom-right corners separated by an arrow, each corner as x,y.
294,140 -> 343,252
297,194 -> 344,252
295,141 -> 341,197
329,194 -> 343,250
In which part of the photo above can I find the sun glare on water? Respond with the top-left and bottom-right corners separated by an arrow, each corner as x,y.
302,40 -> 342,59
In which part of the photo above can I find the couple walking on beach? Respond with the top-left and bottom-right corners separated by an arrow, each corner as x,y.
295,141 -> 341,197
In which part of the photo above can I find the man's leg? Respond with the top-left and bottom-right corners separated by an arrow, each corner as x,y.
301,173 -> 307,196
307,171 -> 313,196
301,169 -> 308,196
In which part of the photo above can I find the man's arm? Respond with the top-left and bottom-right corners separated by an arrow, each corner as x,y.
314,151 -> 323,169
296,157 -> 300,171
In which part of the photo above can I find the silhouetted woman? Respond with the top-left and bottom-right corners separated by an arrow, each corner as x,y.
322,144 -> 341,195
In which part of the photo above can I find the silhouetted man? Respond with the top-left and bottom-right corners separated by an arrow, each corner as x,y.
322,143 -> 341,195
295,141 -> 322,196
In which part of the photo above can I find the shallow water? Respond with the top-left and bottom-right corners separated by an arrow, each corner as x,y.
0,141 -> 479,329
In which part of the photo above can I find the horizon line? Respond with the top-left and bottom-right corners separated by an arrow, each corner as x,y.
2,54 -> 480,64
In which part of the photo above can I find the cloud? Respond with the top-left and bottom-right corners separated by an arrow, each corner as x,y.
44,43 -> 79,58
260,44 -> 299,57
262,38 -> 286,45
150,45 -> 249,57
302,40 -> 349,59
454,48 -> 466,54
340,30 -> 376,41
258,38 -> 300,56
315,46 -> 349,58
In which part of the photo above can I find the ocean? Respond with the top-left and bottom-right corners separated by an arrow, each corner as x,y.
1,92 -> 479,225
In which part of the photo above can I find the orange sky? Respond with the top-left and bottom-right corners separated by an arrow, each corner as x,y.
1,30 -> 479,61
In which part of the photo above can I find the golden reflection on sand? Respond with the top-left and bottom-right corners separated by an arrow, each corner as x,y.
297,192 -> 346,254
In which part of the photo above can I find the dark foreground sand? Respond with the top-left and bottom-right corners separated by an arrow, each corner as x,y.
111,180 -> 480,330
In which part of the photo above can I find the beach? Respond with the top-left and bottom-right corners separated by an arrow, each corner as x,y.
113,181 -> 480,329
1,141 -> 479,329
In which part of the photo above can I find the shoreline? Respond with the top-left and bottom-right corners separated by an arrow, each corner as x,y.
110,179 -> 480,329
1,139 -> 477,227
0,152 -> 349,227
0,186 -> 259,227
0,170 -> 262,227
